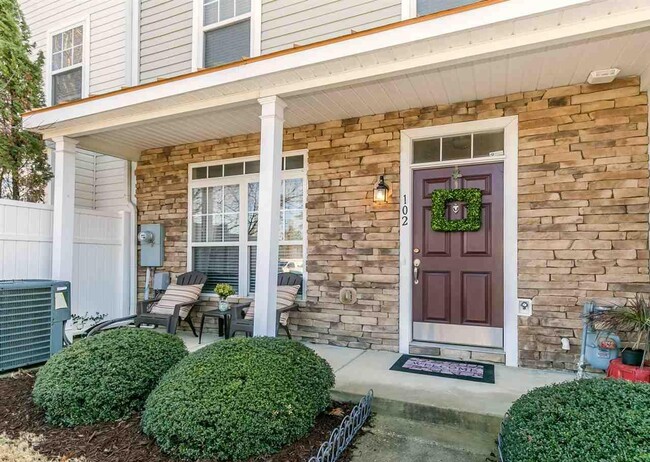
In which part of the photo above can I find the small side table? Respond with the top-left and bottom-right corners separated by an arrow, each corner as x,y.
198,303 -> 249,344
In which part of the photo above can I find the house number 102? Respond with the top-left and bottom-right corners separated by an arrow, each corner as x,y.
401,195 -> 408,226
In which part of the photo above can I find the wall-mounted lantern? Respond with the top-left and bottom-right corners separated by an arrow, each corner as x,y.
374,175 -> 389,203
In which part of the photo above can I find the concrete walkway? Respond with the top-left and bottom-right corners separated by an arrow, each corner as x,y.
306,343 -> 573,431
351,414 -> 495,462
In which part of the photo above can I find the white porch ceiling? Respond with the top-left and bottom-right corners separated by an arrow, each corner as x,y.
22,0 -> 650,160
286,29 -> 650,122
77,26 -> 650,156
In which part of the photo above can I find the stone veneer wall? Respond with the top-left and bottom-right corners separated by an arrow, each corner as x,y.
136,76 -> 649,370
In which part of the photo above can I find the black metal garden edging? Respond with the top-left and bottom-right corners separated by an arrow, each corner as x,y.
496,414 -> 509,462
308,389 -> 374,462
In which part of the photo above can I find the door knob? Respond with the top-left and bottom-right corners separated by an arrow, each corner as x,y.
413,258 -> 421,285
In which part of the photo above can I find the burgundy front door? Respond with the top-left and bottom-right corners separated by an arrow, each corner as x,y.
412,163 -> 504,348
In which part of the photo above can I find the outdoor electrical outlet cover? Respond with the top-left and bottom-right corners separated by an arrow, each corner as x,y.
339,288 -> 357,305
518,299 -> 533,316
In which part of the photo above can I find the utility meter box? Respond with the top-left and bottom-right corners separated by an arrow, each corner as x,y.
585,331 -> 620,371
139,224 -> 164,267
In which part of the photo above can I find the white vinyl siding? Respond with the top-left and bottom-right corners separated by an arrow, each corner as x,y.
139,0 -> 194,83
89,2 -> 129,93
95,155 -> 130,210
261,0 -> 401,54
19,0 -> 128,100
75,151 -> 96,209
73,151 -> 129,211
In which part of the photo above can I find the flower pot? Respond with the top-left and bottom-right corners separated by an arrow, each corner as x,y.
607,358 -> 650,383
218,299 -> 229,312
621,349 -> 645,367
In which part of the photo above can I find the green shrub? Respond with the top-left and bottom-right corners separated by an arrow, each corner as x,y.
501,379 -> 650,462
142,337 -> 335,461
33,328 -> 187,427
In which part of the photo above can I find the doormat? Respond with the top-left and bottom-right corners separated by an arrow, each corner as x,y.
390,355 -> 495,384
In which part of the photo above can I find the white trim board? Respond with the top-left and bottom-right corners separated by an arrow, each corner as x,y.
125,0 -> 140,86
251,0 -> 262,58
399,116 -> 519,367
401,0 -> 415,20
402,0 -> 491,20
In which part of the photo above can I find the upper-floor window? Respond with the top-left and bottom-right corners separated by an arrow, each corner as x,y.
50,25 -> 84,105
404,0 -> 483,19
197,0 -> 252,68
47,20 -> 88,106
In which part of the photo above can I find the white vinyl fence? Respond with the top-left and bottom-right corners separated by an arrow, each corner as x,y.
0,199 -> 132,321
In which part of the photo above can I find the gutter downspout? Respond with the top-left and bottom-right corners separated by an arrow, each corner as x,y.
125,161 -> 138,314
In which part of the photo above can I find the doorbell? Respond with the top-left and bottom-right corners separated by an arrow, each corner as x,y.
518,299 -> 533,316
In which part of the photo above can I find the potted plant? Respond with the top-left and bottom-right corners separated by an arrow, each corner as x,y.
71,312 -> 108,331
587,295 -> 650,367
214,283 -> 235,311
70,312 -> 108,341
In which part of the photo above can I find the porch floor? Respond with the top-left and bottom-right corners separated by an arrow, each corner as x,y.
305,344 -> 573,420
178,330 -> 222,352
177,331 -> 574,423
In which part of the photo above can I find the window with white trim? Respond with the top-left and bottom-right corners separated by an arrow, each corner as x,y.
412,130 -> 504,164
405,0 -> 483,18
199,0 -> 251,68
189,153 -> 306,295
50,25 -> 84,105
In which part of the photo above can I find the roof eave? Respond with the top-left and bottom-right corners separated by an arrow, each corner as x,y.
23,0 -> 592,134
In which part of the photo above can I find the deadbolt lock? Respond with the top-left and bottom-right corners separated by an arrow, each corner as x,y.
413,248 -> 420,254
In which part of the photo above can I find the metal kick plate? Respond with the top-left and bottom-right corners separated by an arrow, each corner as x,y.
413,322 -> 504,348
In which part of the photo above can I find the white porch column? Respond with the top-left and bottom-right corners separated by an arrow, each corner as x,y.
253,96 -> 286,337
50,136 -> 78,283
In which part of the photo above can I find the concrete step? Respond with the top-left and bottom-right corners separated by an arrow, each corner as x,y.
351,414 -> 496,462
313,345 -> 573,436
409,341 -> 506,365
332,390 -> 502,435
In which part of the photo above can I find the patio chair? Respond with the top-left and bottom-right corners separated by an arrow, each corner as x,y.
87,271 -> 207,336
229,273 -> 302,339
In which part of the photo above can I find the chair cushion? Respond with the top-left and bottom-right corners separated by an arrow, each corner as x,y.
150,283 -> 203,319
245,285 -> 300,326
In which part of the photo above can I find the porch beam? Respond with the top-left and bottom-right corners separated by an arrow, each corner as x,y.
75,136 -> 142,161
253,96 -> 286,337
50,136 -> 78,283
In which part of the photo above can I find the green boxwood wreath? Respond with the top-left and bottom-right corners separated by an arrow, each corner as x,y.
431,188 -> 482,232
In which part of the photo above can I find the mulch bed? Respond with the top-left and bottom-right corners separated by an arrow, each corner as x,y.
0,373 -> 356,462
